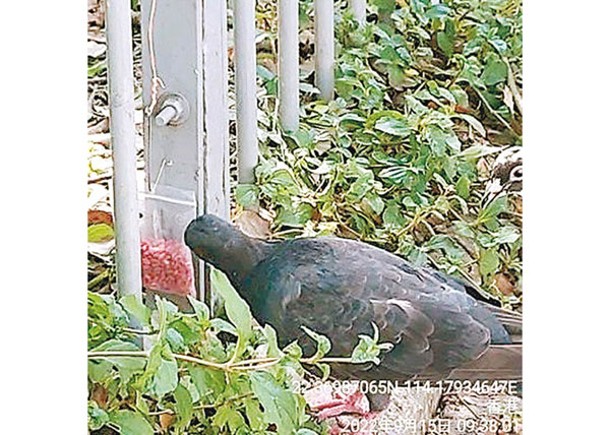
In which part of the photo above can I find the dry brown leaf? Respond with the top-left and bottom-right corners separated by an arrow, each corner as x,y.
494,273 -> 515,296
159,413 -> 175,431
88,210 -> 113,226
234,209 -> 272,239
90,383 -> 108,408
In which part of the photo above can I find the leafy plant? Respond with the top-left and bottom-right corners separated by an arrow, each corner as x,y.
88,270 -> 393,434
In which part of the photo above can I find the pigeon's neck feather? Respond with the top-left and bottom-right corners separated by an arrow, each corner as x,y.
213,236 -> 271,290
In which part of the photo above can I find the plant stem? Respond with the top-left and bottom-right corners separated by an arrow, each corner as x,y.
88,269 -> 110,289
88,350 -> 368,372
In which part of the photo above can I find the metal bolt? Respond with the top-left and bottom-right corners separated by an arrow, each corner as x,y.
153,93 -> 190,127
155,105 -> 178,126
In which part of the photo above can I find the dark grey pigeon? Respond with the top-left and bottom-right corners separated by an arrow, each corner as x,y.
184,214 -> 522,415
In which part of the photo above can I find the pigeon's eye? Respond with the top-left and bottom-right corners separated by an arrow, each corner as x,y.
510,166 -> 523,182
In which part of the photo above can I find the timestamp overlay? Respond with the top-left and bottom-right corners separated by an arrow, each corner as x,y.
299,378 -> 522,435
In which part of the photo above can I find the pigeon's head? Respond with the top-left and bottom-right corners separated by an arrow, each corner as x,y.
185,214 -> 264,288
184,214 -> 239,263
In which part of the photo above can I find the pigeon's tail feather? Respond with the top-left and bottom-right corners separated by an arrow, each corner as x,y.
445,344 -> 522,381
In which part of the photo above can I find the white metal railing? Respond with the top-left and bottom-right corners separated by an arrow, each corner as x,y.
106,0 -> 143,303
277,0 -> 301,133
314,0 -> 335,101
106,0 -> 367,301
234,0 -> 258,183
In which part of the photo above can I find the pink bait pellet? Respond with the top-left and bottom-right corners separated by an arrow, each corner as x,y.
140,238 -> 195,296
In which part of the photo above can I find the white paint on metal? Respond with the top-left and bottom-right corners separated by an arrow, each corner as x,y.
278,0 -> 300,132
141,0 -> 230,304
201,0 -> 230,221
106,0 -> 143,301
234,0 -> 258,183
201,0 -> 230,309
351,0 -> 366,24
314,0 -> 335,101
155,105 -> 177,126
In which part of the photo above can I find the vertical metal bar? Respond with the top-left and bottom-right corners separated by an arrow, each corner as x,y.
278,0 -> 300,132
314,0 -> 335,101
106,0 -> 142,301
234,0 -> 258,183
351,0 -> 366,24
201,0 -> 230,221
201,0 -> 230,310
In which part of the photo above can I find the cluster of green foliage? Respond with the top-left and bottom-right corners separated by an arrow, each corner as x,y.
237,0 -> 522,305
88,270 -> 392,434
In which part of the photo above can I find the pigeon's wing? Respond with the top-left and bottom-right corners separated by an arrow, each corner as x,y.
244,237 -> 505,380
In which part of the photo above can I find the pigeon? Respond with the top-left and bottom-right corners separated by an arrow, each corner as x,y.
184,214 -> 522,419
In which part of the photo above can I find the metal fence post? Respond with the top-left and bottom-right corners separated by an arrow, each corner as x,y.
106,0 -> 142,302
141,0 -> 229,304
278,0 -> 300,132
234,0 -> 258,183
314,0 -> 335,101
351,0 -> 366,24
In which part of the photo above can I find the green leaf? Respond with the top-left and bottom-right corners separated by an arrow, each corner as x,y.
211,267 -> 253,359
371,0 -> 396,15
479,248 -> 500,277
287,129 -> 314,149
425,3 -> 452,19
250,371 -> 298,435
88,223 -> 114,243
482,55 -> 508,86
263,324 -> 283,358
450,85 -> 469,107
213,404 -> 246,432
109,410 -> 154,435
236,184 -> 260,208
456,175 -> 470,199
477,226 -> 521,248
374,116 -> 412,137
493,226 -> 521,245
426,125 -> 447,155
88,360 -> 113,383
459,144 -> 502,160
277,202 -> 314,227
379,165 -> 419,185
437,20 -> 456,57
188,296 -> 211,323
173,383 -> 194,429
364,194 -> 386,215
283,341 -> 304,359
188,366 -> 227,403
455,114 -> 487,136
425,235 -> 467,262
149,343 -> 179,398
119,294 -> 151,327
351,324 -> 393,365
88,400 -> 109,431
211,318 -> 238,336
382,201 -> 407,228
301,326 -> 332,363
244,398 -> 266,431
478,195 -> 509,229
166,327 -> 186,352
90,339 -> 146,381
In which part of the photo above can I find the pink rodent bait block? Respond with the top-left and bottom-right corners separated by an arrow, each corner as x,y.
140,238 -> 195,296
